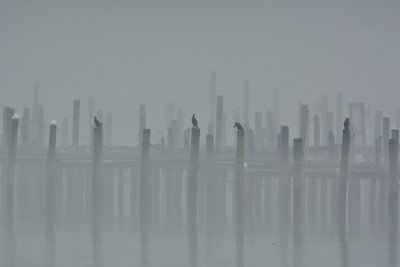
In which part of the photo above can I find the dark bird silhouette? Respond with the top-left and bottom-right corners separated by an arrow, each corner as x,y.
344,118 -> 350,131
233,122 -> 243,131
192,114 -> 198,128
94,116 -> 102,128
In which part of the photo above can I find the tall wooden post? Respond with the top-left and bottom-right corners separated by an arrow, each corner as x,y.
281,126 -> 289,163
72,99 -> 80,148
292,138 -> 303,267
338,119 -> 350,227
139,129 -> 151,244
313,115 -> 320,147
188,127 -> 200,267
91,124 -> 103,264
235,129 -> 245,267
46,121 -> 57,220
5,114 -> 19,216
383,117 -> 390,162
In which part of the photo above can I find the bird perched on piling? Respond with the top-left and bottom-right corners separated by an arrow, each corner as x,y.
192,114 -> 198,128
344,118 -> 349,131
233,122 -> 244,131
94,116 -> 102,128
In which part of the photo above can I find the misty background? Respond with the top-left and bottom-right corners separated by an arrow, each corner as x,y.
1,0 -> 399,145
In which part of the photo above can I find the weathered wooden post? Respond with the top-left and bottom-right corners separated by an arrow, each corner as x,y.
4,114 -> 19,218
383,117 -> 390,162
91,123 -> 103,264
139,129 -> 151,241
388,138 -> 399,267
72,99 -> 80,149
292,138 -> 303,267
215,95 -> 224,159
105,113 -> 113,146
273,87 -> 279,130
281,126 -> 289,164
338,118 -> 350,228
187,126 -> 200,267
188,127 -> 200,222
206,133 -> 214,161
313,115 -> 320,147
235,127 -> 245,267
46,121 -> 57,222
138,105 -> 146,148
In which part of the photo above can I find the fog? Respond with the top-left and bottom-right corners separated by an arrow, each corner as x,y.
1,0 -> 400,266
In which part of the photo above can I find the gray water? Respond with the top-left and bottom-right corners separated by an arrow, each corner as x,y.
0,165 -> 398,267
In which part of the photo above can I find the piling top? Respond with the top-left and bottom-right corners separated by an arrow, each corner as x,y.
49,120 -> 57,125
12,113 -> 19,120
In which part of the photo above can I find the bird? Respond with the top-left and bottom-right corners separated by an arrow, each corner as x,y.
94,116 -> 102,128
192,114 -> 198,128
233,122 -> 243,131
344,118 -> 349,130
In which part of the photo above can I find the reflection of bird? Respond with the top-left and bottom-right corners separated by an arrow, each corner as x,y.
192,114 -> 198,128
94,116 -> 102,128
344,118 -> 350,130
233,122 -> 243,131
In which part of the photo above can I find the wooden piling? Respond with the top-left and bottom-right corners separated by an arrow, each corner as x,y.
383,117 -> 390,162
338,118 -> 350,228
388,138 -> 399,267
46,121 -> 57,220
313,115 -> 320,147
5,114 -> 19,215
235,128 -> 245,267
293,138 -> 303,267
2,107 -> 14,151
281,126 -> 289,164
72,99 -> 80,148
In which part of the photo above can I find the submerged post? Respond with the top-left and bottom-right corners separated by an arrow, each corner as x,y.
139,129 -> 151,237
215,95 -> 224,159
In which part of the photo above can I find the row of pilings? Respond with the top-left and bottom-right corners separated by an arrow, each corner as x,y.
0,119 -> 399,266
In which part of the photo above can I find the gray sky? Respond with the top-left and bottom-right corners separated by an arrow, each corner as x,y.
1,0 -> 399,144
